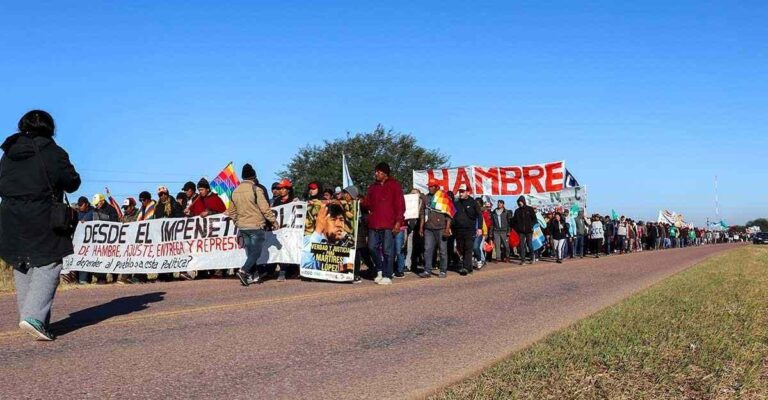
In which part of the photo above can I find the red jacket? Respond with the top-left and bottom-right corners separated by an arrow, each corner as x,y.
363,178 -> 405,230
189,193 -> 226,216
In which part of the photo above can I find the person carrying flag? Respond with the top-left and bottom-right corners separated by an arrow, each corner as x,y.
188,178 -> 226,217
418,178 -> 452,278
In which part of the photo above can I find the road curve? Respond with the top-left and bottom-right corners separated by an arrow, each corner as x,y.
0,244 -> 740,399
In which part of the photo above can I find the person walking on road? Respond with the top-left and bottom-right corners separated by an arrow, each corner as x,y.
452,184 -> 482,276
588,214 -> 604,258
361,162 -> 405,285
491,200 -> 513,262
0,110 -> 81,341
229,163 -> 277,286
547,212 -> 569,263
513,196 -> 537,265
418,179 -> 452,278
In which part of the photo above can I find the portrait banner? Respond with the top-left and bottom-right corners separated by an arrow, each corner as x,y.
300,200 -> 358,282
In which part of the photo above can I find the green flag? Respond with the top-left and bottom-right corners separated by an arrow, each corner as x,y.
611,209 -> 619,220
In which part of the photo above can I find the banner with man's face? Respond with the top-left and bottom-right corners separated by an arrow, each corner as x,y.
300,200 -> 358,282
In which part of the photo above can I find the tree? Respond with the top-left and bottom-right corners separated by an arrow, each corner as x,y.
745,218 -> 768,232
278,125 -> 449,195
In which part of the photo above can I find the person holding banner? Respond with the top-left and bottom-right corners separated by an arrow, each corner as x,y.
0,110 -> 81,341
362,162 -> 405,285
230,163 -> 277,286
588,215 -> 604,258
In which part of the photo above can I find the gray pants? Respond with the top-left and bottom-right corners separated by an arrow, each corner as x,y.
14,262 -> 62,326
492,230 -> 509,260
424,229 -> 448,273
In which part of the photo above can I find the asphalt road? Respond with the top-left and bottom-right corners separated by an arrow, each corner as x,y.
0,244 -> 739,399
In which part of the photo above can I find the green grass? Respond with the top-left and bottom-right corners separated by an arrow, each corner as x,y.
433,246 -> 768,399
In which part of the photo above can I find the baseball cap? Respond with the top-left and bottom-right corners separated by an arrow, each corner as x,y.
458,184 -> 468,191
277,178 -> 293,189
122,197 -> 137,208
334,186 -> 342,194
427,178 -> 440,188
308,182 -> 319,190
92,193 -> 105,205
157,186 -> 169,195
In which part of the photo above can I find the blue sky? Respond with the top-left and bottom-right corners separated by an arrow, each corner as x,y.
1,1 -> 765,225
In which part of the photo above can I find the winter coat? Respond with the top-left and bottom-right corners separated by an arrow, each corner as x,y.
227,180 -> 276,230
512,196 -> 536,234
154,198 -> 184,219
93,203 -> 119,222
188,193 -> 226,216
491,208 -> 513,232
0,133 -> 81,268
452,197 -> 482,231
547,219 -> 569,240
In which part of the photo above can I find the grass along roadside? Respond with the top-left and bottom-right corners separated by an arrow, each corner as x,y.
433,246 -> 768,399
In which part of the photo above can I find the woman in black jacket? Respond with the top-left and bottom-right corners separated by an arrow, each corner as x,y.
0,110 -> 81,340
546,212 -> 569,263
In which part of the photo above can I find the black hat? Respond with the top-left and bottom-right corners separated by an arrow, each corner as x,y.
375,162 -> 391,176
139,191 -> 152,202
176,192 -> 186,200
77,196 -> 89,206
241,163 -> 256,180
197,178 -> 211,190
182,181 -> 196,192
271,182 -> 280,190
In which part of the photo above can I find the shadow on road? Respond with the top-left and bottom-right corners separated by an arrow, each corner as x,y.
51,292 -> 166,336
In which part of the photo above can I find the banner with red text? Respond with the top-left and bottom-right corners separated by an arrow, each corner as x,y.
413,161 -> 566,196
62,202 -> 306,274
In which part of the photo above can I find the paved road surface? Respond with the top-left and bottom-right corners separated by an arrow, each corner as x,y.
0,244 -> 739,399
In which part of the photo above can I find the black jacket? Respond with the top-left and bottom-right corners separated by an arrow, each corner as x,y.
452,197 -> 481,231
0,133 -> 81,268
512,196 -> 536,234
547,219 -> 569,240
154,198 -> 184,219
93,203 -> 119,222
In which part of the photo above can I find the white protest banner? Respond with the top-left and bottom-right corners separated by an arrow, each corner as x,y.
404,194 -> 420,220
62,202 -> 305,275
657,209 -> 686,227
413,161 -> 566,196
524,186 -> 587,213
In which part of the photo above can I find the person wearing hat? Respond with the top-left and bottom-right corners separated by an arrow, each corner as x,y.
361,162 -> 405,285
451,184 -> 482,276
76,196 -> 94,223
137,191 -> 156,221
271,178 -> 295,207
229,163 -> 278,286
154,185 -> 184,219
92,193 -> 118,222
305,182 -> 322,201
181,181 -> 197,216
121,198 -> 139,223
334,186 -> 344,200
188,177 -> 226,217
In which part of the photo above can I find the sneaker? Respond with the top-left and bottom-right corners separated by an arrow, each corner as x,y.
376,277 -> 393,285
278,271 -> 286,282
236,270 -> 250,286
374,271 -> 384,283
418,271 -> 431,278
246,274 -> 261,285
438,271 -> 447,278
394,272 -> 405,278
459,268 -> 468,276
353,276 -> 363,284
556,259 -> 562,264
179,272 -> 194,281
19,318 -> 55,341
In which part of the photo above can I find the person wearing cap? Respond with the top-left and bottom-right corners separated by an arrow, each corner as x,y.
228,163 -> 278,286
452,184 -> 483,276
188,178 -> 226,217
270,182 -> 280,201
137,191 -> 156,221
271,178 -> 295,207
92,193 -> 119,222
418,179 -> 452,278
334,186 -> 344,200
175,192 -> 188,210
121,198 -> 139,223
74,196 -> 95,284
361,162 -> 405,285
154,186 -> 184,219
181,181 -> 197,216
305,182 -> 322,201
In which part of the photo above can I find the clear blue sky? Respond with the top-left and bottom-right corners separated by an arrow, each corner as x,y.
1,1 -> 765,226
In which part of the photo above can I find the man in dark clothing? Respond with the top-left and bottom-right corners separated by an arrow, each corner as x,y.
361,162 -> 405,285
512,195 -> 537,265
603,216 -> 614,255
491,200 -> 513,262
154,186 -> 184,219
92,193 -> 118,222
452,184 -> 482,276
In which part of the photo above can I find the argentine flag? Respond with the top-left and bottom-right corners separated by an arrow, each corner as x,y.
532,223 -> 546,251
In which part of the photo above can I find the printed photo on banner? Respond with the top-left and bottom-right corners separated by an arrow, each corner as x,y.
300,200 -> 358,282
